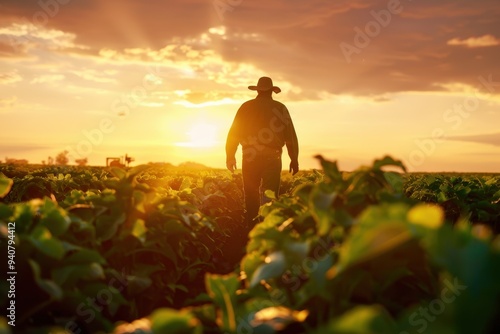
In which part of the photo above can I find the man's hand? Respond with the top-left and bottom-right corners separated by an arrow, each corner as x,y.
226,158 -> 237,173
289,160 -> 299,175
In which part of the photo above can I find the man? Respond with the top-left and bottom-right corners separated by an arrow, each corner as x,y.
226,76 -> 299,226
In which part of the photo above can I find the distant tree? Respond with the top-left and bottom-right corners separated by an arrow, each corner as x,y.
75,158 -> 88,166
178,161 -> 209,170
47,156 -> 54,165
55,151 -> 69,165
5,157 -> 28,165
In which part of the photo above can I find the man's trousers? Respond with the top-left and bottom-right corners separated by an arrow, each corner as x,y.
242,153 -> 282,224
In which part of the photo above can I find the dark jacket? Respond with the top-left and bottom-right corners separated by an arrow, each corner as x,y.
226,94 -> 299,163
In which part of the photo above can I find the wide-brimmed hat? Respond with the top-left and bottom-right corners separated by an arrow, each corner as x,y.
248,76 -> 281,93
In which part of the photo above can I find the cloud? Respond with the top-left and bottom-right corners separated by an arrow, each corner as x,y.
447,132 -> 500,147
0,23 -> 87,56
139,101 -> 164,108
87,29 -> 302,99
212,0 -> 500,97
71,69 -> 117,84
1,0 -> 500,98
0,70 -> 22,84
0,96 -> 17,109
317,91 -> 394,104
447,35 -> 500,48
0,40 -> 26,58
30,74 -> 65,84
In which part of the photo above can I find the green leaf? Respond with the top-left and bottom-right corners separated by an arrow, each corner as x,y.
372,155 -> 407,173
316,305 -> 397,334
285,241 -> 309,261
407,204 -> 444,229
40,199 -> 71,237
80,281 -> 128,318
309,187 -> 337,236
0,173 -> 13,198
167,283 -> 189,293
64,249 -> 106,265
333,209 -> 354,229
0,203 -> 13,220
110,167 -> 127,180
12,202 -> 36,234
336,225 -> 411,273
247,213 -> 286,253
264,189 -> 276,200
29,260 -> 63,300
437,191 -> 448,202
126,275 -> 153,295
383,171 -> 404,192
150,308 -> 201,334
180,177 -> 192,191
132,218 -> 147,243
250,306 -> 309,333
249,251 -> 286,288
205,273 -> 240,332
309,253 -> 335,292
314,155 -> 344,185
241,252 -> 264,283
96,212 -> 126,241
52,263 -> 105,286
333,204 -> 415,273
30,226 -> 66,260
133,190 -> 146,213
128,164 -> 150,179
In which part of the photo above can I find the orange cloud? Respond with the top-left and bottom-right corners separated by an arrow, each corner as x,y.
0,70 -> 22,85
447,132 -> 500,147
1,0 -> 500,98
447,35 -> 500,48
30,74 -> 65,84
0,96 -> 17,109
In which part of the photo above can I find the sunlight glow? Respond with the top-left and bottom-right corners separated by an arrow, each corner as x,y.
175,122 -> 218,148
174,98 -> 240,108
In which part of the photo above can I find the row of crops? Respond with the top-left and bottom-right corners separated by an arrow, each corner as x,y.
0,156 -> 499,333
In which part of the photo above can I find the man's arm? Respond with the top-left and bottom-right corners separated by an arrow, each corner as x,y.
225,107 -> 243,172
284,107 -> 299,174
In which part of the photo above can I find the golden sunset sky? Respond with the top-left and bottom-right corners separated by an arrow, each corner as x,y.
1,0 -> 499,172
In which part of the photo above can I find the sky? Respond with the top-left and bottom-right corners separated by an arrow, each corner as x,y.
0,0 -> 499,172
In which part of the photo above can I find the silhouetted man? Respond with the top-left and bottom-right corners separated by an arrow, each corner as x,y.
226,76 -> 299,226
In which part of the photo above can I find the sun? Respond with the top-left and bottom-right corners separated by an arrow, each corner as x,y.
176,122 -> 218,148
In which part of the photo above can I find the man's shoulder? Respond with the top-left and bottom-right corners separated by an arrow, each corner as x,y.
269,99 -> 289,114
272,99 -> 287,108
239,97 -> 288,110
239,99 -> 257,109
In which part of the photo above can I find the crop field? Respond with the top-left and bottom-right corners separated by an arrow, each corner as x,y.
0,156 -> 499,334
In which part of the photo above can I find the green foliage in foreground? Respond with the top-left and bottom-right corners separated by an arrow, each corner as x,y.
0,166 -> 225,333
405,173 -> 500,229
0,157 -> 499,334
